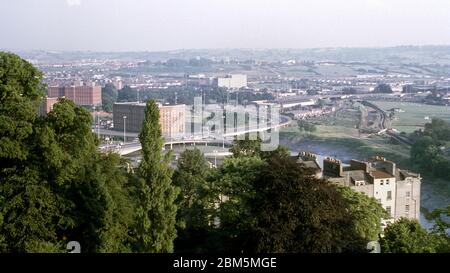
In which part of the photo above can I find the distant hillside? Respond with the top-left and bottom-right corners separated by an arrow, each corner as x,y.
6,45 -> 450,65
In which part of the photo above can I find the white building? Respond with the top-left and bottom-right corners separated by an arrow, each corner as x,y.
313,155 -> 421,227
215,74 -> 247,89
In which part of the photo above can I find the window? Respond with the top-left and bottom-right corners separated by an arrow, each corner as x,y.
386,206 -> 392,218
406,191 -> 411,198
386,179 -> 390,185
380,180 -> 384,185
405,205 -> 410,212
387,191 -> 392,201
377,199 -> 382,203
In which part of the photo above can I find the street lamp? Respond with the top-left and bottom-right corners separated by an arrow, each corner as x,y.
123,116 -> 127,143
213,150 -> 217,167
222,115 -> 226,148
92,106 -> 100,139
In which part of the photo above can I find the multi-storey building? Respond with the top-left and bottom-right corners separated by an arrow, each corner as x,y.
47,85 -> 102,106
297,153 -> 421,226
113,102 -> 185,138
39,96 -> 59,116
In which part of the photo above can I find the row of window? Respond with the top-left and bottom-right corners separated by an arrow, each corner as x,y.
379,179 -> 390,185
375,191 -> 411,200
385,205 -> 410,218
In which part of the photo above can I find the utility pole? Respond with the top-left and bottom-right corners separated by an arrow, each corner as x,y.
123,116 -> 127,143
97,108 -> 100,139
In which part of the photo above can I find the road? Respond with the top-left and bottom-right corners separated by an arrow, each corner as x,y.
99,114 -> 292,155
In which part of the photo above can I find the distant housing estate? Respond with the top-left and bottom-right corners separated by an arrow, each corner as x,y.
296,152 -> 421,227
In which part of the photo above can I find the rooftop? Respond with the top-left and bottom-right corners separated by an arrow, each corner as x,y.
369,170 -> 394,179
113,102 -> 185,107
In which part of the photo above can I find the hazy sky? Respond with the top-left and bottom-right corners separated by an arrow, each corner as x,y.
1,0 -> 450,51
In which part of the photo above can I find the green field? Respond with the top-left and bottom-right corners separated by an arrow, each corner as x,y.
369,101 -> 450,133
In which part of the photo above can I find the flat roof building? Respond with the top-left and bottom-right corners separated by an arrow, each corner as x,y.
113,102 -> 186,138
214,74 -> 247,89
47,85 -> 101,106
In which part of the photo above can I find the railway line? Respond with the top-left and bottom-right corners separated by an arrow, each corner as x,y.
360,100 -> 414,146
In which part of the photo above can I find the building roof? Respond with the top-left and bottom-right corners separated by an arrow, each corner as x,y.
396,169 -> 420,180
300,160 -> 322,172
370,170 -> 394,179
113,102 -> 185,107
347,170 -> 367,182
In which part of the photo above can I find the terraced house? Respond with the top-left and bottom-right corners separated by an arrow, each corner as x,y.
297,152 -> 421,227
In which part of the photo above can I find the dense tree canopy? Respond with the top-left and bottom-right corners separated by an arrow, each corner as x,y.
337,187 -> 387,241
247,154 -> 367,253
0,53 -> 134,252
172,149 -> 216,252
0,52 -> 44,161
380,218 -> 438,253
374,83 -> 393,93
411,119 -> 450,179
117,85 -> 137,102
215,140 -> 368,253
101,83 -> 118,112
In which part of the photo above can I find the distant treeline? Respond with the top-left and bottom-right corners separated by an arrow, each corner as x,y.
410,118 -> 450,179
109,85 -> 275,106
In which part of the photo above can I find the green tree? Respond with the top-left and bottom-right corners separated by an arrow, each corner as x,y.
424,118 -> 450,141
0,52 -> 135,252
374,83 -> 393,93
426,205 -> 450,253
117,85 -> 137,102
247,154 -> 366,253
380,218 -> 438,253
337,187 -> 387,241
297,120 -> 317,133
230,135 -> 262,157
0,52 -> 44,162
214,156 -> 266,252
172,149 -> 216,252
101,83 -> 118,112
230,135 -> 290,160
133,100 -> 179,252
0,52 -> 62,252
62,151 -> 135,253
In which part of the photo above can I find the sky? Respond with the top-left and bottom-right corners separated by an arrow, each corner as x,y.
1,0 -> 450,52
